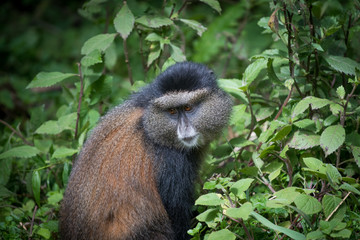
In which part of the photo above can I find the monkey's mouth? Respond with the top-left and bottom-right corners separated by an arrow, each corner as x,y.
179,134 -> 200,148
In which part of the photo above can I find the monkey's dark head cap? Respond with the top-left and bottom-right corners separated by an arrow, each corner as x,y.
132,61 -> 218,108
154,61 -> 218,94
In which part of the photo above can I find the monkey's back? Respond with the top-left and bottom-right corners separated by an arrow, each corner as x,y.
60,103 -> 173,240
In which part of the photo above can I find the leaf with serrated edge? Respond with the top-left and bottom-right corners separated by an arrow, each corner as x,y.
336,86 -> 345,99
320,125 -> 345,156
135,16 -> 173,28
292,96 -> 331,118
294,194 -> 322,215
195,193 -> 223,206
114,2 -> 134,39
0,146 -> 40,159
81,33 -> 117,55
199,0 -> 222,13
179,19 -> 207,36
322,195 -> 341,218
27,72 -> 77,89
208,229 -> 235,240
81,49 -> 102,67
226,202 -> 253,220
289,131 -> 320,150
351,146 -> 360,168
324,55 -> 360,76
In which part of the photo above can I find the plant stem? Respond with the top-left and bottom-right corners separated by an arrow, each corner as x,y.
0,120 -> 34,146
123,38 -> 134,85
74,63 -> 84,140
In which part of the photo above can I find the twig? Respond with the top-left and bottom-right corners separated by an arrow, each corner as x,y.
0,120 -> 34,146
123,38 -> 134,85
258,176 -> 276,193
274,84 -> 294,120
272,153 -> 293,187
282,3 -> 303,97
177,0 -> 189,16
137,30 -> 148,73
340,83 -> 357,126
168,3 -> 176,18
325,192 -> 351,221
74,63 -> 84,140
28,205 -> 38,240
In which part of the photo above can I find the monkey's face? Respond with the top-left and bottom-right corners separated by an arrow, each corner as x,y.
143,88 -> 232,150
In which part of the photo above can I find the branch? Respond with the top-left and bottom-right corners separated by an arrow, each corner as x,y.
282,4 -> 302,97
123,38 -> 134,85
274,84 -> 294,120
0,120 -> 34,146
28,205 -> 38,240
325,192 -> 351,221
74,63 -> 84,140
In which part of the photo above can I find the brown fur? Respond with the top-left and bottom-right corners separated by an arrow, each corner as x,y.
60,105 -> 173,240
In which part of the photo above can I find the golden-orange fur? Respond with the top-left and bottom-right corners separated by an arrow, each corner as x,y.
60,107 -> 172,239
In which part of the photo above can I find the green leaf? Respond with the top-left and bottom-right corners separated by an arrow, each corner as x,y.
208,229 -> 235,240
242,58 -> 268,88
226,202 -> 253,220
269,167 -> 282,182
230,178 -> 254,196
147,49 -> 161,67
52,147 -> 78,159
289,131 -> 320,150
27,72 -> 77,89
330,229 -> 352,238
81,33 -> 117,55
320,125 -> 345,156
324,55 -> 360,76
292,97 -> 331,118
306,230 -> 326,240
195,193 -> 223,206
270,125 -> 292,142
47,191 -> 63,205
351,146 -> 360,168
0,146 -> 40,159
136,16 -> 173,28
217,79 -> 247,101
170,44 -> 186,62
32,170 -> 41,206
196,208 -> 218,223
294,194 -> 322,215
294,119 -> 315,129
336,86 -> 345,99
339,183 -> 360,195
199,0 -> 222,14
80,49 -> 102,67
35,113 -> 77,135
36,227 -> 51,239
274,187 -> 300,204
267,58 -> 281,84
303,157 -> 326,173
326,164 -> 342,185
114,2 -> 134,39
179,19 -> 207,36
251,212 -> 306,240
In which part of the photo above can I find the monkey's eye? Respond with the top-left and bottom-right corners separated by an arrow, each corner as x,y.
183,105 -> 192,111
168,108 -> 177,115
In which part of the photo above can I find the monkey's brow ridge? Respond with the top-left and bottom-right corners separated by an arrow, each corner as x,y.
152,88 -> 209,109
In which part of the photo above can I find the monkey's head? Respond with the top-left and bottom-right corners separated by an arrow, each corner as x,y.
140,62 -> 233,150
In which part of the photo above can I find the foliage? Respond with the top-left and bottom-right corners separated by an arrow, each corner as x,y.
1,0 -> 360,239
